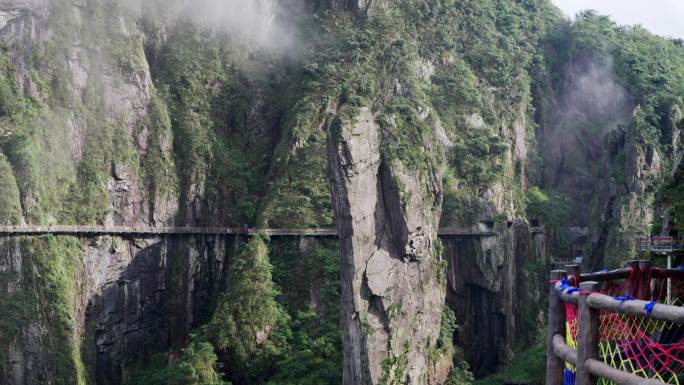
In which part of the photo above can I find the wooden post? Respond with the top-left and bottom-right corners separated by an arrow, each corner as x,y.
623,260 -> 640,298
623,260 -> 639,268
576,281 -> 600,385
547,270 -> 567,385
638,260 -> 652,300
624,259 -> 652,299
667,254 -> 672,304
565,264 -> 581,287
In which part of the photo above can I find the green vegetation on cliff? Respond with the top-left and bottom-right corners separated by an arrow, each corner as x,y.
267,239 -> 342,385
540,11 -> 684,261
130,339 -> 229,385
128,236 -> 342,385
4,1 -> 684,385
552,11 -> 684,151
207,236 -> 285,383
0,155 -> 22,224
206,238 -> 343,385
475,342 -> 546,385
0,236 -> 87,384
525,187 -> 571,226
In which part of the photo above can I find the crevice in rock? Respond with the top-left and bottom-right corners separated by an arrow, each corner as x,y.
591,195 -> 616,271
378,158 -> 410,261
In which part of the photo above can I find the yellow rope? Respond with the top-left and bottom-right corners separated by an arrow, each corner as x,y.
569,298 -> 683,385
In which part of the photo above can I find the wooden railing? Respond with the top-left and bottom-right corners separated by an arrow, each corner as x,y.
0,225 -> 544,237
551,257 -> 579,266
531,226 -> 546,234
546,263 -> 684,385
636,236 -> 684,253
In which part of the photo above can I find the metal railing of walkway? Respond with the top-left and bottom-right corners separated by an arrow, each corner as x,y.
0,225 -> 546,237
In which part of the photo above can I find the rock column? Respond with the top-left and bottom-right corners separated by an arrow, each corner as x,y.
328,107 -> 445,385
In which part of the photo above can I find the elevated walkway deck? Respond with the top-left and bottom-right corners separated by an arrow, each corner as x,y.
636,236 -> 684,254
0,225 -> 546,237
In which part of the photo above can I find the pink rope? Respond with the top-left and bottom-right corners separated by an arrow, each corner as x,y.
563,268 -> 684,381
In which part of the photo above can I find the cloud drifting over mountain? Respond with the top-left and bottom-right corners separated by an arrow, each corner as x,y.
552,0 -> 684,39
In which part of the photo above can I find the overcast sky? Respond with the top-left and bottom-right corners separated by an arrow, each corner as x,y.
551,0 -> 684,39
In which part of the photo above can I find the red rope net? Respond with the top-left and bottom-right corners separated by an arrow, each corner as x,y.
564,267 -> 684,385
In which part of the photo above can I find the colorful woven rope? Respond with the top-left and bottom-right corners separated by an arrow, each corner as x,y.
563,267 -> 684,385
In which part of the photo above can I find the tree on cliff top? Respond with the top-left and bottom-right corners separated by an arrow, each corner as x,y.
130,340 -> 230,385
207,235 -> 286,384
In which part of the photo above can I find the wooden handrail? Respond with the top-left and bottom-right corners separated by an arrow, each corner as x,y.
574,266 -> 683,283
576,282 -> 600,385
552,334 -> 577,365
650,267 -> 684,279
554,283 -> 684,324
579,268 -> 632,281
585,359 -> 665,385
555,282 -> 580,304
585,292 -> 684,324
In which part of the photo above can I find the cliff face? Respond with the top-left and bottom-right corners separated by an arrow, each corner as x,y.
588,118 -> 662,267
0,2 -> 190,384
0,1 -> 170,227
443,222 -> 546,377
532,14 -> 684,269
1,235 -> 229,385
2,1 -> 683,385
0,0 -> 288,383
0,0 -> 333,382
321,0 -> 563,381
88,235 -> 229,385
0,0 -> 562,383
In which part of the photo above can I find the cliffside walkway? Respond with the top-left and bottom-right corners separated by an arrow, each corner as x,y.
546,261 -> 684,385
636,236 -> 684,254
0,225 -> 545,237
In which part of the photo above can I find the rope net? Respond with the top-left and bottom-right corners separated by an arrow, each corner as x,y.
563,267 -> 684,385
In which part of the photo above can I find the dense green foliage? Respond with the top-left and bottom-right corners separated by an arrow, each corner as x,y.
206,236 -> 283,384
128,237 -> 343,385
210,237 -> 343,385
264,311 -> 342,385
434,308 -> 475,385
267,239 -> 342,385
4,0 -> 684,384
0,237 -> 86,384
567,13 -> 684,123
130,340 -> 229,385
426,0 -> 561,225
541,11 -> 684,233
474,342 -> 546,385
525,186 -> 571,226
0,155 -> 22,224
